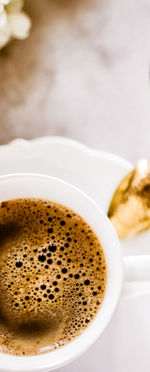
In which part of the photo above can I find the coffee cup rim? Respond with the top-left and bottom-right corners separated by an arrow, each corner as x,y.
0,173 -> 123,372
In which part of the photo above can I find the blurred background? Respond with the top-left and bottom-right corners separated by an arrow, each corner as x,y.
0,0 -> 150,162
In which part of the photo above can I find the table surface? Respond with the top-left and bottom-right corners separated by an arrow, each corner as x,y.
0,0 -> 150,163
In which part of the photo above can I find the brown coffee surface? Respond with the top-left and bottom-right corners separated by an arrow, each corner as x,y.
0,198 -> 107,356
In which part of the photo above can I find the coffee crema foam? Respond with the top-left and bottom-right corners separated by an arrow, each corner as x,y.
0,198 -> 107,356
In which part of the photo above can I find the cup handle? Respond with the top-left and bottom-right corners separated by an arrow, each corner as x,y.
123,256 -> 150,297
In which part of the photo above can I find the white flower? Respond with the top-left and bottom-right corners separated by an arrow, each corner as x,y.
0,0 -> 31,49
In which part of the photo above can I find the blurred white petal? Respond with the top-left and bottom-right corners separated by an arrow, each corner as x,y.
8,12 -> 31,39
0,4 -> 4,13
0,0 -> 10,5
0,10 -> 7,28
0,0 -> 31,49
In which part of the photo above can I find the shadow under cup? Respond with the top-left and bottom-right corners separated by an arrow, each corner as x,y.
0,173 -> 123,372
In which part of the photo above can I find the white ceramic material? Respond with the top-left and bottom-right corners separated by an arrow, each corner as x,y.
0,173 -> 122,372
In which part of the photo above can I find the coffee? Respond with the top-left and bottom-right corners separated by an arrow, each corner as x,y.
0,198 -> 107,356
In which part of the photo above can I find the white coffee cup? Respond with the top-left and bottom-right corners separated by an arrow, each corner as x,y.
0,173 -> 149,372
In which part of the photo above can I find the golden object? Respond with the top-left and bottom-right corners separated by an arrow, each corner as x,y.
108,159 -> 150,238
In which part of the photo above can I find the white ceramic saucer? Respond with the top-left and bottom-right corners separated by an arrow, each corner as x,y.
0,136 -> 131,209
0,137 -> 150,372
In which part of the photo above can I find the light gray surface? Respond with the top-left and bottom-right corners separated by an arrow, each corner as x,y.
0,0 -> 150,162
